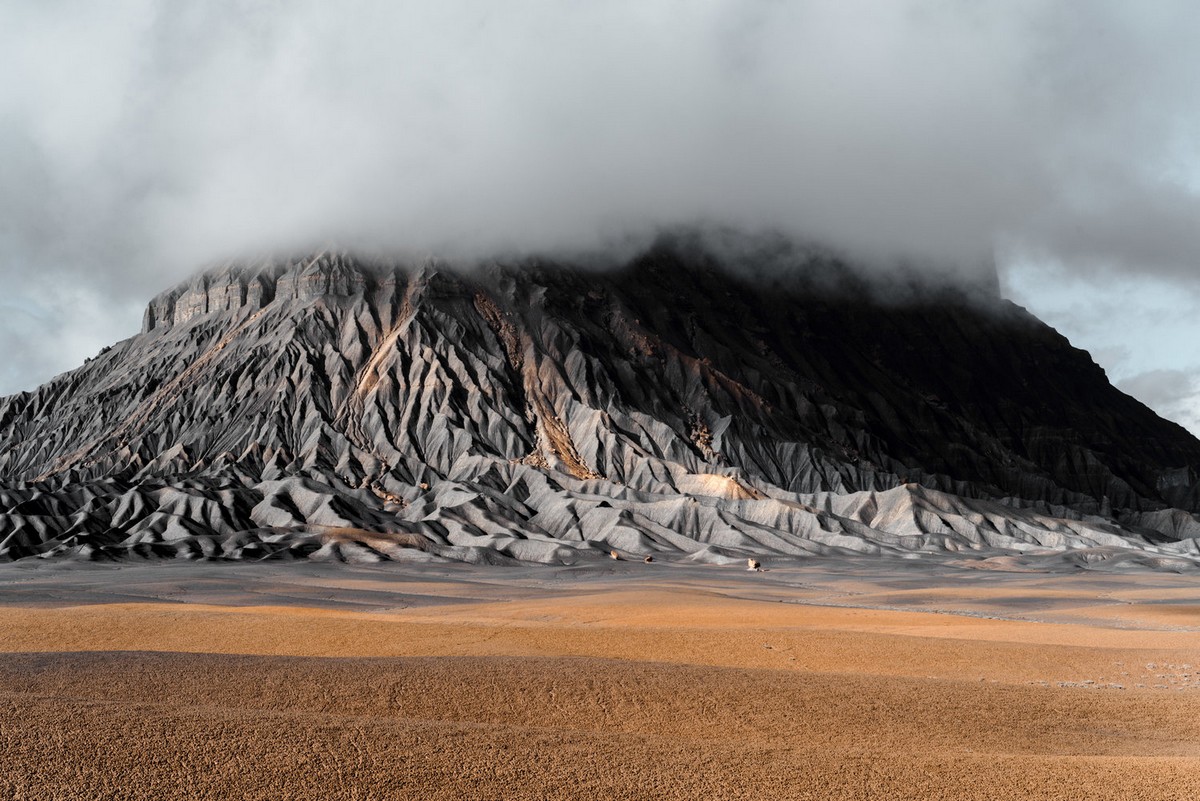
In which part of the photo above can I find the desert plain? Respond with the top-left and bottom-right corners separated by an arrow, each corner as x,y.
1,556 -> 1198,800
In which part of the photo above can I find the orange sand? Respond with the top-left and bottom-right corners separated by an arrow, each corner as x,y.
2,572 -> 1199,799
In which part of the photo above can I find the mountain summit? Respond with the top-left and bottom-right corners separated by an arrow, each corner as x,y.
2,240 -> 1199,567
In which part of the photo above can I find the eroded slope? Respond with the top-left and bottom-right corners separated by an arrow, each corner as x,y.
2,243 -> 1198,566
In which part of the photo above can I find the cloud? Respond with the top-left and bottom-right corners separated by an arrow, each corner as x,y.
0,272 -> 142,394
1001,267 -> 1200,435
1118,369 -> 1200,437
3,1 -> 1200,391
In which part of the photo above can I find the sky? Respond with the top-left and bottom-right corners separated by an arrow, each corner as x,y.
2,1 -> 1200,433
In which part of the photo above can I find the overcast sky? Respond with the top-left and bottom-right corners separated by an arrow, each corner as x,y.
3,1 -> 1200,432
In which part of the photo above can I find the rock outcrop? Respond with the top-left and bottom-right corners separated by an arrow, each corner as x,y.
2,238 -> 1199,567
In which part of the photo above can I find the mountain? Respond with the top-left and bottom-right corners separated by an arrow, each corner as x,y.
2,238 -> 1199,568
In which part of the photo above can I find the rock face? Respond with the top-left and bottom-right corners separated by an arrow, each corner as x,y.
2,239 -> 1200,567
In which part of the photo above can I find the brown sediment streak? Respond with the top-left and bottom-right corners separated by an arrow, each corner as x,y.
530,395 -> 601,480
332,273 -> 425,475
354,273 -> 422,400
474,289 -> 598,478
473,291 -> 523,371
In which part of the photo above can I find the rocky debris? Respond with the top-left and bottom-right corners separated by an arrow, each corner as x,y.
1,238 -> 1199,567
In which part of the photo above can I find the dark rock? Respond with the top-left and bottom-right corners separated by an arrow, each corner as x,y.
1,239 -> 1198,567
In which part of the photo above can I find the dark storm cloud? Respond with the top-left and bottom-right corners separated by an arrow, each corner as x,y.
2,0 -> 1200,391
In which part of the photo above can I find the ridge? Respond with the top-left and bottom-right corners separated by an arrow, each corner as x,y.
0,238 -> 1197,567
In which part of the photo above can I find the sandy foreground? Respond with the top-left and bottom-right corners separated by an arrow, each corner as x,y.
1,558 -> 1199,800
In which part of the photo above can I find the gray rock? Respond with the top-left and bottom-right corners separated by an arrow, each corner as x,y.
1,239 -> 1198,568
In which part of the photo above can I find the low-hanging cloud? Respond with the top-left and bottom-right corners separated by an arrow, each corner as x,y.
2,0 -> 1200,391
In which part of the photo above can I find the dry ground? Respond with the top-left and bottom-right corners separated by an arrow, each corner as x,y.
1,560 -> 1198,800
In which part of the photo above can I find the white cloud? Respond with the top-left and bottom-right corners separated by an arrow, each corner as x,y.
3,1 -> 1200,392
1118,369 -> 1200,437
